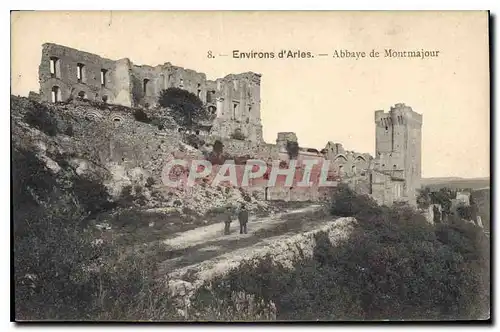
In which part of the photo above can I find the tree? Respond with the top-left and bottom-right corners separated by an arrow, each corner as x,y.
429,187 -> 455,216
457,205 -> 474,220
286,141 -> 299,160
157,88 -> 208,129
417,187 -> 432,209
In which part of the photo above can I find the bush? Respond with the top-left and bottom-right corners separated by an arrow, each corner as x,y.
457,205 -> 474,220
158,88 -> 208,129
145,177 -> 156,188
230,129 -> 246,141
286,141 -> 299,160
23,103 -> 60,136
64,124 -> 74,136
134,109 -> 151,123
12,147 -> 186,320
330,184 -> 381,219
196,187 -> 490,320
183,133 -> 204,149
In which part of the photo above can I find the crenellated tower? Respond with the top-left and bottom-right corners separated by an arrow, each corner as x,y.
374,103 -> 422,206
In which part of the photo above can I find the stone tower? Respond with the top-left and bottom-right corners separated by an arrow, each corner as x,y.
374,103 -> 423,206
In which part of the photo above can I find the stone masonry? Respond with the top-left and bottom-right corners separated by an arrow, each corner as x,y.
36,43 -> 422,207
38,43 -> 263,142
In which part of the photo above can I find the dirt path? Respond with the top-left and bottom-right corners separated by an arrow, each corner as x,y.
161,204 -> 323,251
156,204 -> 343,276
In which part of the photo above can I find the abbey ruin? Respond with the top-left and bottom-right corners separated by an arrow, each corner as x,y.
36,43 -> 423,207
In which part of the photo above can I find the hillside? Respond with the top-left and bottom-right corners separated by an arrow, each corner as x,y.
421,177 -> 490,190
12,95 -> 490,321
11,96 -> 275,220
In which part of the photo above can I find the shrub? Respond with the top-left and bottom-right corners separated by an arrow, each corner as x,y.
23,103 -> 59,136
158,88 -> 208,129
145,177 -> 156,188
134,109 -> 151,123
457,205 -> 474,220
230,129 -> 246,141
64,124 -> 74,136
197,187 -> 490,320
183,133 -> 204,149
286,140 -> 299,160
330,183 -> 381,219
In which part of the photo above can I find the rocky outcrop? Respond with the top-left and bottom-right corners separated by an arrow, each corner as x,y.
11,96 -> 270,217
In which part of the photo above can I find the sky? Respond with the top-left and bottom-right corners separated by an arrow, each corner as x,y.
11,11 -> 490,178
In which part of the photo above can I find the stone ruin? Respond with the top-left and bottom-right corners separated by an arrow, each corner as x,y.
34,43 -> 423,207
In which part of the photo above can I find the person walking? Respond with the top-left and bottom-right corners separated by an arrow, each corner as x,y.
224,207 -> 233,235
238,203 -> 249,234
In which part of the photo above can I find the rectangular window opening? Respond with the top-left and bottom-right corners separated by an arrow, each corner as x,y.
77,63 -> 86,83
49,57 -> 60,78
101,69 -> 108,87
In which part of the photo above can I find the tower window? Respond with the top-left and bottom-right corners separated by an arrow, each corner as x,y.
78,91 -> 86,99
233,102 -> 239,119
77,63 -> 86,83
101,69 -> 108,86
179,78 -> 184,88
143,79 -> 150,95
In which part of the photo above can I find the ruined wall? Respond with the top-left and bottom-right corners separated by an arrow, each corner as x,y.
210,72 -> 263,142
36,44 -> 422,207
323,141 -> 347,159
38,43 -> 132,106
38,43 -> 264,143
130,63 -> 208,108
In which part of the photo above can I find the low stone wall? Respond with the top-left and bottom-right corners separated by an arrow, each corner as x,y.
165,216 -> 356,320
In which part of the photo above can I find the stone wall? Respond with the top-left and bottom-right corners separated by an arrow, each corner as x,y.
38,43 -> 264,143
38,43 -> 131,106
166,216 -> 356,319
36,44 -> 422,207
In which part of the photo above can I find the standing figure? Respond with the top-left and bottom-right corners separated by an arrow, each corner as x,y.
238,204 -> 249,234
224,207 -> 232,235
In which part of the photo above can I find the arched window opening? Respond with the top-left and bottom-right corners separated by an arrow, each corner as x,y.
51,86 -> 61,103
49,57 -> 60,78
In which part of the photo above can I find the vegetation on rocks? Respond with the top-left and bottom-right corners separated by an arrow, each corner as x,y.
12,96 -> 489,321
158,88 -> 210,130
195,184 -> 490,320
